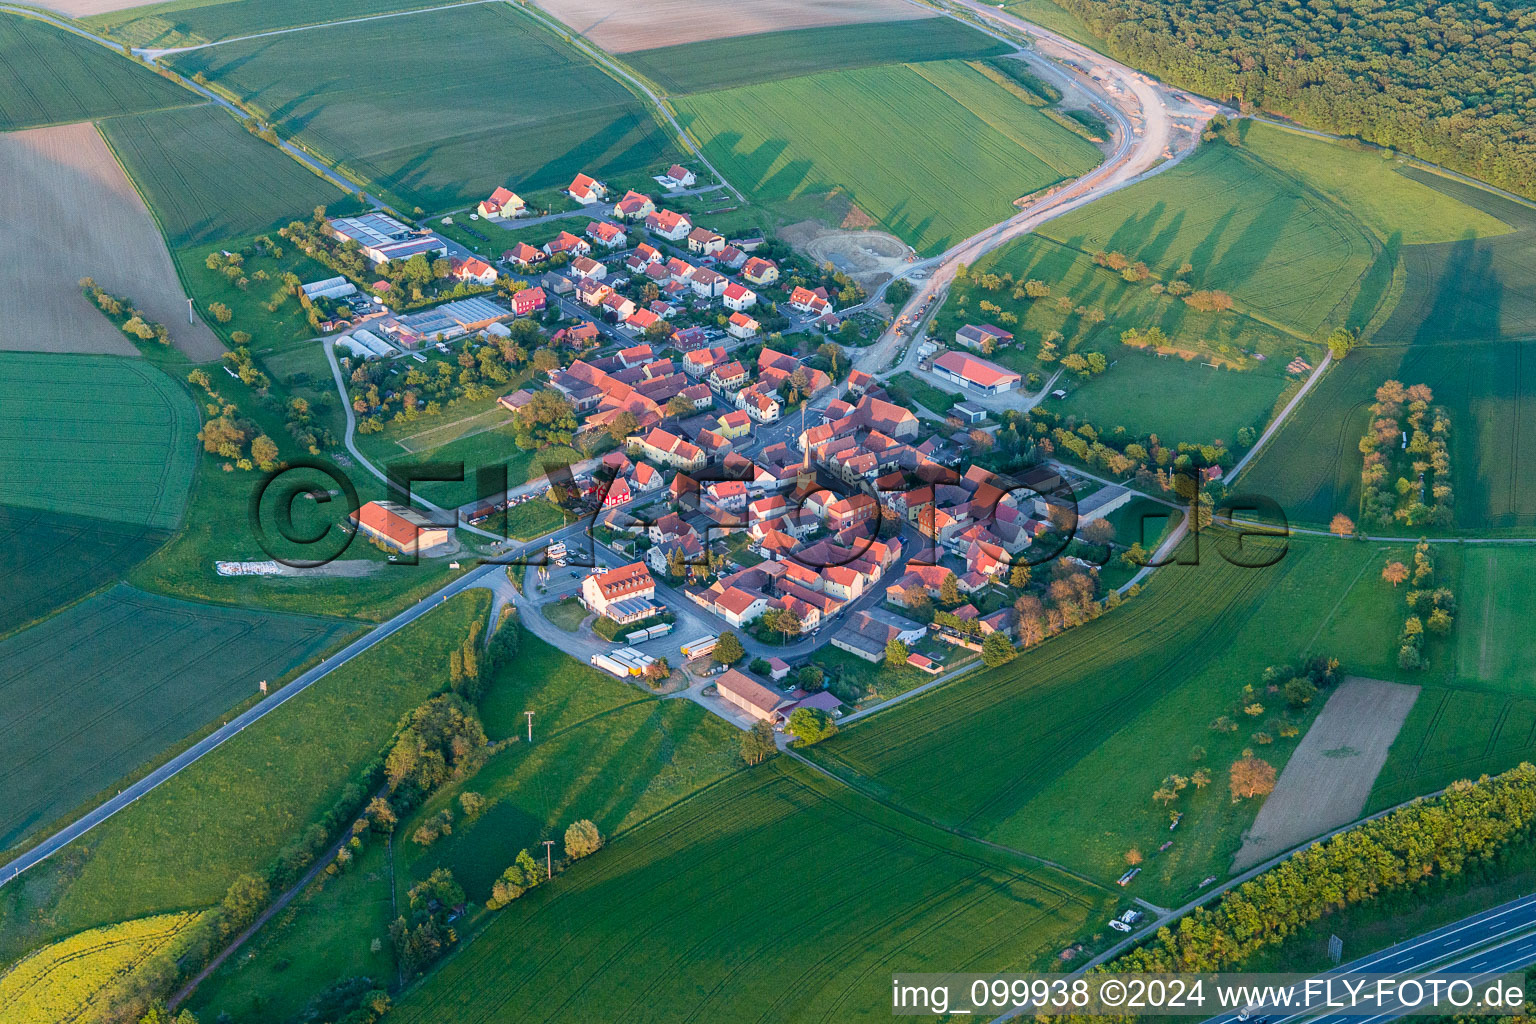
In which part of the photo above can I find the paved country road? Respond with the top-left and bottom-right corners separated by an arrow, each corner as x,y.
0,561 -> 502,888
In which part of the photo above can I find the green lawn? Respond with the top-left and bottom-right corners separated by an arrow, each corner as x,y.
170,236 -> 338,351
0,591 -> 488,962
0,13 -> 196,131
0,585 -> 352,851
887,370 -> 966,416
807,533 -> 1405,900
1036,138 -> 1385,338
167,4 -> 677,215
0,353 -> 197,529
389,758 -> 1113,1024
87,0 -> 453,48
0,504 -> 170,639
1240,122 -> 1511,246
1053,347 -> 1289,443
99,104 -> 351,248
542,596 -> 587,632
674,59 -> 1102,255
623,17 -> 1008,93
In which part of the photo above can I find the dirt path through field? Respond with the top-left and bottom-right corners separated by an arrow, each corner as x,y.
1232,677 -> 1419,871
0,122 -> 223,360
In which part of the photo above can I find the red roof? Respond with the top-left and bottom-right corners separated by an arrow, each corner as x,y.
591,561 -> 652,600
723,282 -> 751,301
933,350 -> 1021,389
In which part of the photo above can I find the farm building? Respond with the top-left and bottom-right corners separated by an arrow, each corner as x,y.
932,351 -> 1021,394
955,324 -> 1014,351
328,213 -> 446,265
301,276 -> 357,301
351,500 -> 452,556
715,669 -> 789,723
831,609 -> 927,662
378,296 -> 508,347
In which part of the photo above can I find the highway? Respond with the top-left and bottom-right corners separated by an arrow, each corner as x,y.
1197,892 -> 1536,1024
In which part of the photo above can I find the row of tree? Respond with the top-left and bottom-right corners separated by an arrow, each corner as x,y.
1360,380 -> 1453,528
1383,541 -> 1455,670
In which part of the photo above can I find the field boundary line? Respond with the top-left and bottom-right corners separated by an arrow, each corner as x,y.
139,0 -> 497,57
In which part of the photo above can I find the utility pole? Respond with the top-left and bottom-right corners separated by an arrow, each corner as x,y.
525,710 -> 534,742
187,297 -> 194,325
542,840 -> 555,880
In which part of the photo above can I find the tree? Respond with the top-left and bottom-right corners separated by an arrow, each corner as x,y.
1124,847 -> 1143,866
1191,768 -> 1212,789
459,791 -> 486,819
939,571 -> 961,606
250,434 -> 280,471
219,873 -> 270,936
1327,326 -> 1357,359
885,637 -> 910,664
741,719 -> 777,765
1283,676 -> 1319,707
607,410 -> 638,443
209,302 -> 233,323
1382,561 -> 1409,587
1229,755 -> 1277,800
762,607 -> 802,643
564,819 -> 603,859
787,707 -> 837,744
713,631 -> 745,666
1082,518 -> 1115,546
1330,512 -> 1356,538
666,394 -> 695,417
981,631 -> 1018,667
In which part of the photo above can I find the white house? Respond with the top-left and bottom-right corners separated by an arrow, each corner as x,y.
722,282 -> 756,311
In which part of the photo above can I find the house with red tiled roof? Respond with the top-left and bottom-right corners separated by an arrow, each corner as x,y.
646,209 -> 692,240
612,190 -> 655,220
553,321 -> 600,349
617,343 -> 653,369
709,360 -> 748,390
450,257 -> 496,285
625,243 -> 663,272
601,291 -> 636,320
513,286 -> 545,316
664,256 -> 695,283
626,308 -> 661,333
717,245 -> 747,270
788,286 -> 830,315
478,186 -> 524,219
544,231 -> 590,258
722,282 -> 755,311
662,164 -> 696,188
682,346 -> 725,377
716,409 -> 751,439
575,277 -> 611,309
504,242 -> 545,269
713,587 -> 769,628
570,255 -> 607,281
581,561 -> 655,619
727,311 -> 759,340
586,221 -> 627,248
567,173 -> 608,205
686,227 -> 725,255
632,427 -> 705,471
735,383 -> 781,423
690,267 -> 727,298
677,382 -> 712,410
741,257 -> 778,286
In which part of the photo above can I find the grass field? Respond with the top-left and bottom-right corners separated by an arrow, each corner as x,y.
674,59 -> 1102,254
0,590 -> 488,961
0,353 -> 197,529
99,103 -> 350,247
807,533 -> 1410,899
623,17 -> 1009,94
390,758 -> 1112,1024
542,596 -> 587,632
1001,0 -> 1108,48
0,13 -> 195,131
167,4 -> 677,215
86,0 -> 453,48
1053,348 -> 1290,442
171,236 -> 339,350
0,585 -> 351,851
1037,140 -> 1384,338
1240,123 -> 1511,246
888,370 -> 966,416
0,504 -> 170,639
193,632 -> 740,1024
0,910 -> 204,1024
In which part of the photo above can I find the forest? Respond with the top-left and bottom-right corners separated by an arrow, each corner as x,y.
1049,0 -> 1536,196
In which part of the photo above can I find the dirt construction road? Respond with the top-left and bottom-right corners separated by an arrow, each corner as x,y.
0,122 -> 223,361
